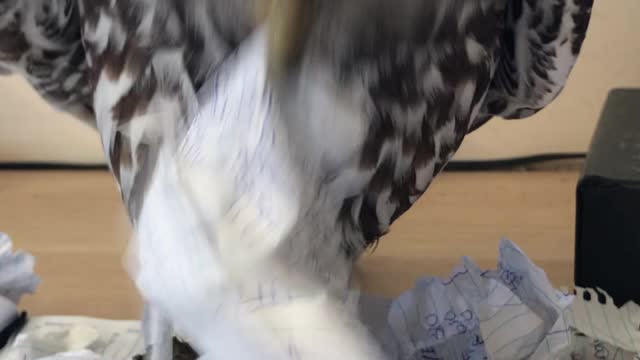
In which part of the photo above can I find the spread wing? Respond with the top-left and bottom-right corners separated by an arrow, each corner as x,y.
0,0 -> 259,221
0,0 -> 94,123
476,0 -> 594,126
269,0 -> 593,256
78,0 -> 261,220
0,0 -> 593,247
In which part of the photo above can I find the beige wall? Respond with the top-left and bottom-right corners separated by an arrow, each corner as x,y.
0,1 -> 637,164
0,76 -> 103,164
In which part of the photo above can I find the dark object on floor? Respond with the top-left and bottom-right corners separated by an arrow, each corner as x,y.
575,88 -> 640,307
133,338 -> 198,360
0,312 -> 27,350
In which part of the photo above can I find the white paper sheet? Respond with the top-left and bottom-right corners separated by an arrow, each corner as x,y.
0,316 -> 143,359
568,287 -> 640,354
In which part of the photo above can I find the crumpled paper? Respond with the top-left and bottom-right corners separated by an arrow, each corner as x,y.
357,239 -> 640,360
569,287 -> 640,357
0,316 -> 143,360
0,232 -> 638,359
0,233 -> 38,335
0,233 -> 39,304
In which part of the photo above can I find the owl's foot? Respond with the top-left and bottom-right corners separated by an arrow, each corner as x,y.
133,338 -> 198,360
139,304 -> 175,360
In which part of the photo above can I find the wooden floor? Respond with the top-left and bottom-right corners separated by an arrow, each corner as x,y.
0,170 -> 581,320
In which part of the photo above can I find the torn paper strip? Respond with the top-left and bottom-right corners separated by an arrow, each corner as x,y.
568,287 -> 640,354
568,333 -> 639,360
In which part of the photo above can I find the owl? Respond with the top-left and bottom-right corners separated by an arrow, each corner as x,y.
0,0 -> 592,358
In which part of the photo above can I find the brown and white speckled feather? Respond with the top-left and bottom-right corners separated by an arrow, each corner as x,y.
0,0 -> 93,123
475,0 -> 594,126
75,0 -> 260,221
275,0 -> 594,259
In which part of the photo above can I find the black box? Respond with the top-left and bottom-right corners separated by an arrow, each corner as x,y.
575,88 -> 640,307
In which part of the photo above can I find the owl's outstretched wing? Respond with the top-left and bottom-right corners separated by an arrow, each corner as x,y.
78,0 -> 264,220
0,0 -> 260,222
477,0 -> 593,125
0,0 -> 94,124
266,0 -> 593,255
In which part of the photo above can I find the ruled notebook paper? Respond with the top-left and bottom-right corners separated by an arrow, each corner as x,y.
358,239 -> 640,359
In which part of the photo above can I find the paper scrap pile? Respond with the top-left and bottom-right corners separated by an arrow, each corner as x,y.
0,232 -> 637,360
358,239 -> 640,359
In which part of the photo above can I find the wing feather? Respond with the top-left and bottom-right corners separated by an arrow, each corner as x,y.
479,0 -> 593,121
